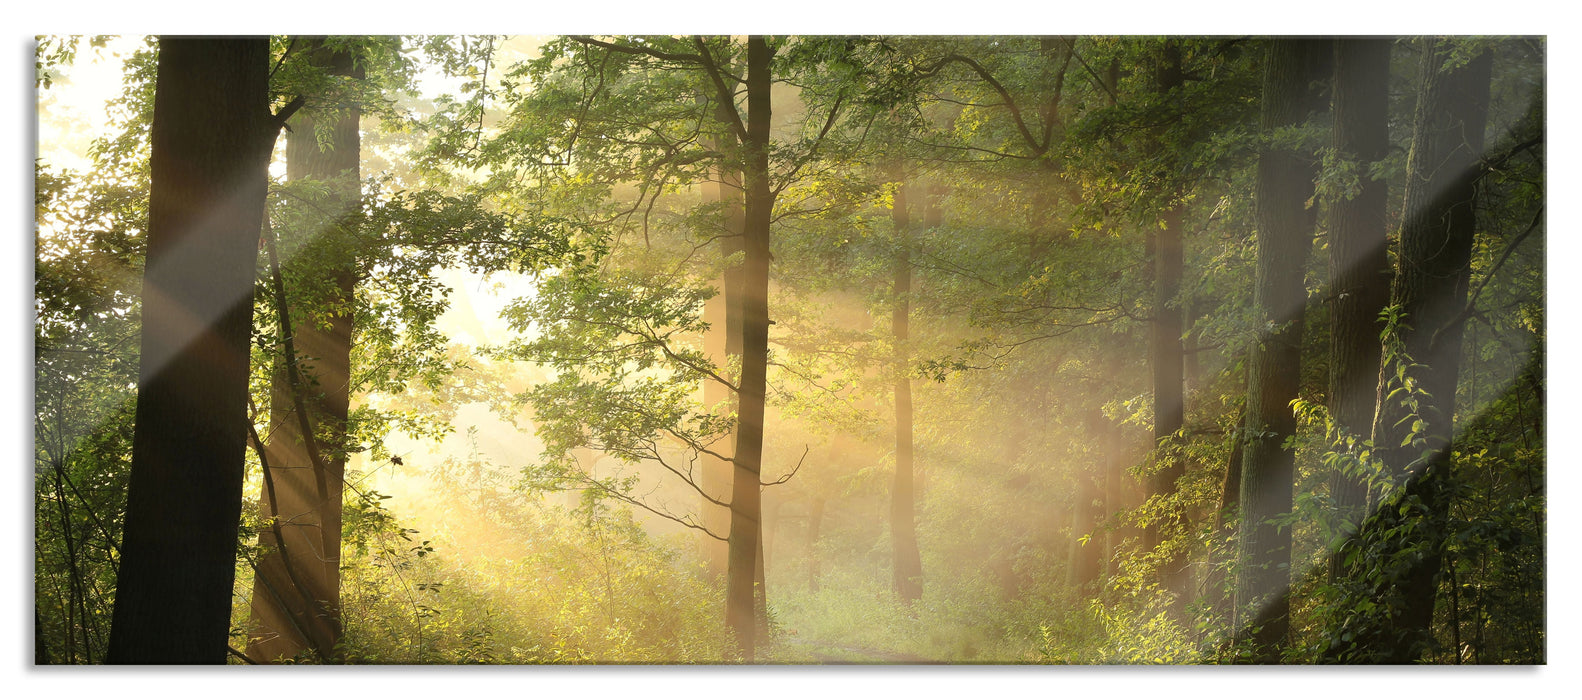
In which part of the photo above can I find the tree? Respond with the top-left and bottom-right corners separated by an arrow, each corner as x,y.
1232,38 -> 1330,661
106,37 -> 298,664
888,173 -> 923,604
723,34 -> 774,661
1323,38 -> 1393,550
247,36 -> 364,664
1322,37 -> 1495,664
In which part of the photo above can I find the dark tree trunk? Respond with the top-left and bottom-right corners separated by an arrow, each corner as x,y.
1210,414 -> 1244,623
1325,38 -> 1393,549
107,37 -> 274,664
1326,39 -> 1492,664
1145,42 -> 1186,572
249,37 -> 362,664
35,604 -> 50,665
890,174 -> 923,604
726,35 -> 773,662
1233,38 -> 1331,662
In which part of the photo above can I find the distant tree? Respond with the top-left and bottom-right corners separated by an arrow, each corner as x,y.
248,36 -> 363,664
888,173 -> 923,604
106,37 -> 299,664
1142,38 -> 1188,604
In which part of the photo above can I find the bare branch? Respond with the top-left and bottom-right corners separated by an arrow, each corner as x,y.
762,444 -> 810,488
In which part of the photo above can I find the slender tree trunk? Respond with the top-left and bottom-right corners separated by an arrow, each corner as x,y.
700,121 -> 743,581
1100,352 -> 1130,582
1233,38 -> 1331,662
249,37 -> 361,664
807,496 -> 826,592
1144,41 -> 1186,577
1067,409 -> 1105,591
35,604 -> 50,665
107,37 -> 274,664
755,496 -> 777,635
726,35 -> 773,662
1325,39 -> 1393,551
1210,413 -> 1244,623
889,173 -> 923,604
1327,39 -> 1493,664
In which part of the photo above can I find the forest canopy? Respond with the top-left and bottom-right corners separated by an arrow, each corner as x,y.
31,33 -> 1545,668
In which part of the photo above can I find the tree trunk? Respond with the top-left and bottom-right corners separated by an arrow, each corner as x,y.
700,103 -> 743,580
755,495 -> 777,636
1100,353 -> 1131,582
1067,409 -> 1105,591
35,604 -> 50,665
1210,414 -> 1244,623
1144,42 -> 1186,575
249,37 -> 362,664
726,35 -> 773,662
807,496 -> 826,592
1325,38 -> 1393,548
890,173 -> 923,604
1327,38 -> 1492,664
1233,38 -> 1331,661
107,37 -> 274,664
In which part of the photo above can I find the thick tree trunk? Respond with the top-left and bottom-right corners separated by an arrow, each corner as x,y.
890,174 -> 923,604
107,37 -> 273,664
249,38 -> 362,664
1325,38 -> 1393,547
726,35 -> 773,662
1233,38 -> 1330,662
1327,39 -> 1492,664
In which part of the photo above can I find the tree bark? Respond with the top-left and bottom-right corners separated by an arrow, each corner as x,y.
107,37 -> 274,664
700,98 -> 744,580
890,174 -> 923,604
1327,38 -> 1492,664
1144,41 -> 1188,608
1325,38 -> 1393,549
1210,413 -> 1244,623
1233,38 -> 1330,662
725,35 -> 773,662
248,37 -> 362,664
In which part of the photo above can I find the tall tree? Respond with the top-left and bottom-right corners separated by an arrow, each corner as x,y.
1324,37 -> 1494,664
107,37 -> 297,664
248,36 -> 364,663
1324,38 -> 1393,547
699,96 -> 744,580
889,173 -> 923,604
723,34 -> 774,661
1143,38 -> 1188,596
1233,38 -> 1331,661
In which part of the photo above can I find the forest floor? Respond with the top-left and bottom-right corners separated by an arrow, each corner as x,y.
769,637 -> 941,665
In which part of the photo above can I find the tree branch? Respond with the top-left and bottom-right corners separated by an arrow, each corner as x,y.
1431,204 -> 1543,353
